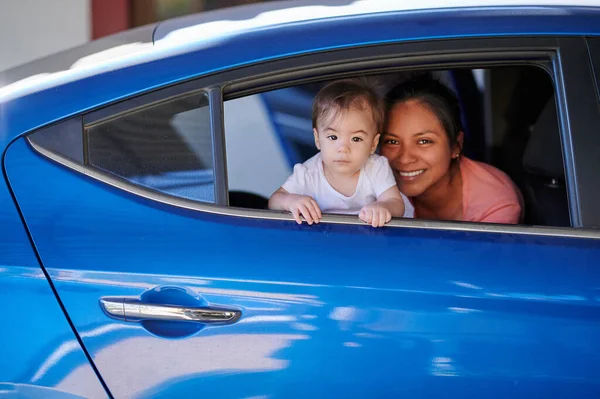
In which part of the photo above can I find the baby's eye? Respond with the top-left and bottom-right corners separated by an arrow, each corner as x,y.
383,139 -> 399,145
351,137 -> 363,142
327,135 -> 338,141
418,138 -> 433,145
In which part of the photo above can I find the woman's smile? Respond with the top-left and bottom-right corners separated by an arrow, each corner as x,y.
398,169 -> 425,178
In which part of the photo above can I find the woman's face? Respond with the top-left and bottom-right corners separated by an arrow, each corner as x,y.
381,100 -> 460,198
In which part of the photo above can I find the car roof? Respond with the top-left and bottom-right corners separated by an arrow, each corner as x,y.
2,0 -> 600,94
153,0 -> 600,42
2,0 -> 600,144
2,0 -> 600,100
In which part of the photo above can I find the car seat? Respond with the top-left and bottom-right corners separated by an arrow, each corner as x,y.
521,98 -> 570,227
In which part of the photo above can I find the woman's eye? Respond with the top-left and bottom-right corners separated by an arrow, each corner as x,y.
351,137 -> 363,142
383,139 -> 398,145
327,135 -> 338,141
418,139 -> 433,145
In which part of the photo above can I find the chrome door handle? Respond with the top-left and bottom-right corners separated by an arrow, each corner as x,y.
100,298 -> 241,324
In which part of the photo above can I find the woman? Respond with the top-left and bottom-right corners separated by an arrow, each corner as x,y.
380,74 -> 523,224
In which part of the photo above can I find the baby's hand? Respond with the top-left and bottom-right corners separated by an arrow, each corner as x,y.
287,195 -> 322,225
359,203 -> 392,227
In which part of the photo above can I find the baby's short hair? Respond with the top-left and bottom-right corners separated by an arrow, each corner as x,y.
312,78 -> 384,134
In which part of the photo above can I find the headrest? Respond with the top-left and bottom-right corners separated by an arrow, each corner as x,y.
522,98 -> 565,179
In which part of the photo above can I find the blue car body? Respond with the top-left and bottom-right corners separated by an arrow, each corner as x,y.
1,1 -> 600,398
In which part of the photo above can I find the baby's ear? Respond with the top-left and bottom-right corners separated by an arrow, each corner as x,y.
313,128 -> 321,150
370,133 -> 381,154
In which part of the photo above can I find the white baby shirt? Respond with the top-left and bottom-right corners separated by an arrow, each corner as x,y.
282,153 -> 414,217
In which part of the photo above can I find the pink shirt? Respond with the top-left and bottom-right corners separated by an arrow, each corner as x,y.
460,157 -> 523,224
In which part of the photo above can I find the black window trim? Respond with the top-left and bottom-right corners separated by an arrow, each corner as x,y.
555,37 -> 600,228
26,36 -> 600,239
582,36 -> 600,228
208,87 -> 228,205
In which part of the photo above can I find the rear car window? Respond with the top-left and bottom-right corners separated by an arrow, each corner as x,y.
85,93 -> 215,203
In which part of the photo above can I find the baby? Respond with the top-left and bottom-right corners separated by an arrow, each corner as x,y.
268,78 -> 413,227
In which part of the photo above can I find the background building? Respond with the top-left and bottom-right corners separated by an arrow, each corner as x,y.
0,0 -> 274,72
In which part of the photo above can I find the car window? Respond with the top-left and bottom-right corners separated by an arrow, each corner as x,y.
85,92 -> 215,203
26,55 -> 572,229
223,66 -> 570,227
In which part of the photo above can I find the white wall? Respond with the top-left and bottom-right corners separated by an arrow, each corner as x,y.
225,95 -> 291,198
0,0 -> 90,72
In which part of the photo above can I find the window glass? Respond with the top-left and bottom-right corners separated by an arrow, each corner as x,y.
86,92 -> 215,203
224,66 -> 570,227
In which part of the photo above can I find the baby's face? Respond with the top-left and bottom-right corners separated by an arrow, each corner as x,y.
313,105 -> 380,177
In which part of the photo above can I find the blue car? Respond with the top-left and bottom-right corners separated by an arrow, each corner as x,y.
1,1 -> 600,398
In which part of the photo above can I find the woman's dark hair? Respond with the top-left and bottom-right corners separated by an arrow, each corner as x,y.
385,73 -> 463,149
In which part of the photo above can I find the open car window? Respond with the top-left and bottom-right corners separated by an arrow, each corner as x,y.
224,66 -> 569,227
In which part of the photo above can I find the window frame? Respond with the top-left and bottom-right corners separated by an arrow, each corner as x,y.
83,90 -> 218,203
26,36 -> 600,239
582,36 -> 600,228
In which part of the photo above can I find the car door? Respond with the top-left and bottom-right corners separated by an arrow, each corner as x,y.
5,37 -> 600,399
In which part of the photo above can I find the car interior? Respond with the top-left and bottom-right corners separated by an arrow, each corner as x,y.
224,65 -> 568,227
